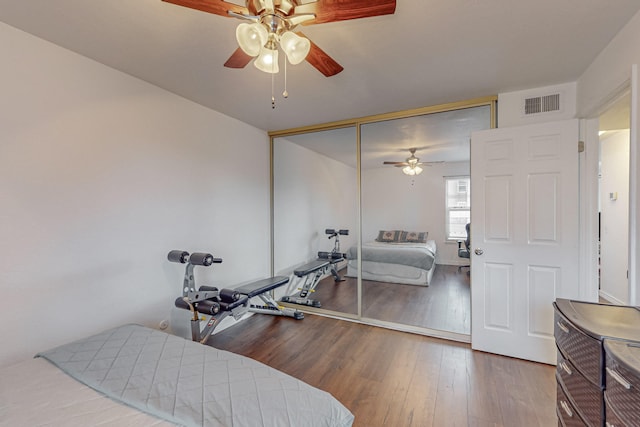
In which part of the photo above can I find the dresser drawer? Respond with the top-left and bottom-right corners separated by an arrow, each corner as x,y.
604,340 -> 640,426
555,308 -> 603,386
557,379 -> 588,427
605,393 -> 628,427
557,349 -> 603,427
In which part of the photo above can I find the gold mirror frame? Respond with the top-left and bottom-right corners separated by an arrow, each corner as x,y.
269,96 -> 497,343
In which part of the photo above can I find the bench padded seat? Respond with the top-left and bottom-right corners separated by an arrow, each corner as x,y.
294,260 -> 329,277
234,275 -> 289,297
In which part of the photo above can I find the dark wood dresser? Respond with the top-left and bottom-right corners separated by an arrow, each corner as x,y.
553,299 -> 640,426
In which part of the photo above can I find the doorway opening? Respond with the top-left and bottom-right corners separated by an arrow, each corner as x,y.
598,91 -> 631,304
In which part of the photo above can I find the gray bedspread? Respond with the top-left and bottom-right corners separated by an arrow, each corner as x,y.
347,241 -> 436,270
36,324 -> 354,427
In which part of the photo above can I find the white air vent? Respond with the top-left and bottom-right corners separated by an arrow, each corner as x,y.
524,93 -> 561,115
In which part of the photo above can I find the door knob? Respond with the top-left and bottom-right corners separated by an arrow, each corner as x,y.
474,248 -> 484,256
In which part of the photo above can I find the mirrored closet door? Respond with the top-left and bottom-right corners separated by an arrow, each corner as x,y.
271,97 -> 496,340
359,106 -> 492,336
272,126 -> 359,316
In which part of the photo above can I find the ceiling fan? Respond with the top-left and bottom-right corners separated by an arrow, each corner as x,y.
161,0 -> 397,77
383,148 -> 444,176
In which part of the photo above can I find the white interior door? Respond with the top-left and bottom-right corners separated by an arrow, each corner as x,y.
470,119 -> 580,364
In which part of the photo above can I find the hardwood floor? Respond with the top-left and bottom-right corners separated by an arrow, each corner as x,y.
307,264 -> 471,334
211,313 -> 557,427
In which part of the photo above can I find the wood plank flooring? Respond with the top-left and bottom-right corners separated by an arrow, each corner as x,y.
211,313 -> 557,427
307,264 -> 471,334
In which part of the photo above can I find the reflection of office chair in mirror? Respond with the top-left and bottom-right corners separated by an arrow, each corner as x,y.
457,223 -> 470,272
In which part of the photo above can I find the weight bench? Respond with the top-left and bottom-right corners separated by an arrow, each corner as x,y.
169,250 -> 303,345
281,259 -> 330,308
280,228 -> 349,308
317,251 -> 346,282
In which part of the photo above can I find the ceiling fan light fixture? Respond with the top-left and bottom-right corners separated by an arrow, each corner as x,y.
254,46 -> 279,73
402,165 -> 423,176
236,22 -> 268,57
280,31 -> 311,65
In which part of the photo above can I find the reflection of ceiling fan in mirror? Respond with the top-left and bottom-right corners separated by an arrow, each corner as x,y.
161,0 -> 397,77
383,148 -> 444,176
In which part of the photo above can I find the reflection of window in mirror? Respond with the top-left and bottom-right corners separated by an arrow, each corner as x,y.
445,176 -> 470,241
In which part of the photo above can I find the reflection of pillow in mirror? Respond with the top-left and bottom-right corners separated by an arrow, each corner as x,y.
376,230 -> 401,242
400,231 -> 428,243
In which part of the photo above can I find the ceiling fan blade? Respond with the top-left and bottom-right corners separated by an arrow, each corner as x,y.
297,0 -> 396,25
228,10 -> 259,20
224,48 -> 253,68
162,0 -> 248,18
383,161 -> 408,166
288,13 -> 316,27
299,33 -> 344,77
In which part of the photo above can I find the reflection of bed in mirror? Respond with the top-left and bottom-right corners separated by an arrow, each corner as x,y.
345,230 -> 437,286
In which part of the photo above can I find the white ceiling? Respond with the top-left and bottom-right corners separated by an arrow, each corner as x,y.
1,1 -> 639,132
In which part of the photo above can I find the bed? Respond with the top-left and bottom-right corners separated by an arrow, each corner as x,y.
345,230 -> 437,286
0,324 -> 354,427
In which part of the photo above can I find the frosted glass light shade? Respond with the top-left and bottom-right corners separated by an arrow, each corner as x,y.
280,31 -> 311,65
254,47 -> 279,73
402,165 -> 423,176
236,22 -> 268,57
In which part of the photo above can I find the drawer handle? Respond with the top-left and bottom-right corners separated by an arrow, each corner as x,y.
606,367 -> 632,390
556,321 -> 570,333
560,400 -> 573,418
560,361 -> 572,375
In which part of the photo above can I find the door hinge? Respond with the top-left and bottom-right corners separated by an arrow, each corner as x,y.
578,141 -> 585,153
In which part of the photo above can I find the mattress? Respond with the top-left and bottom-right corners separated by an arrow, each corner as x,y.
0,357 -> 173,426
347,241 -> 436,270
346,260 -> 435,286
345,240 -> 437,286
1,324 -> 354,427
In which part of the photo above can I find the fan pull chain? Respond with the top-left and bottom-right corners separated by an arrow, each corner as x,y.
283,59 -> 289,98
271,59 -> 276,109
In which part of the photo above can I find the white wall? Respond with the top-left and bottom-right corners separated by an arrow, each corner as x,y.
361,162 -> 470,265
498,82 -> 577,128
0,23 -> 271,368
273,139 -> 357,296
599,130 -> 631,304
577,9 -> 640,304
577,11 -> 640,117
